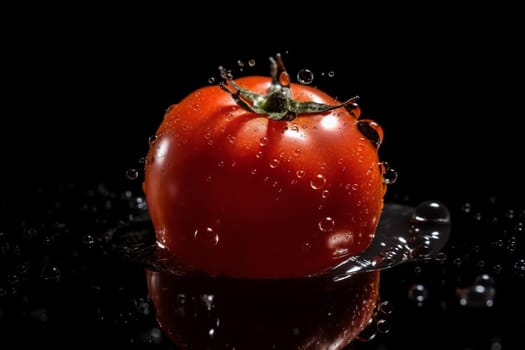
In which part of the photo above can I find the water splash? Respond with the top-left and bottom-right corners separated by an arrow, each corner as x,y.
107,201 -> 450,281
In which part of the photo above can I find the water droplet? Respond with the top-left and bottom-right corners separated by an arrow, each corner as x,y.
321,189 -> 330,199
408,284 -> 428,306
328,70 -> 335,77
208,77 -> 216,84
194,227 -> 219,246
248,59 -> 256,67
206,176 -> 213,182
514,259 -> 525,276
256,151 -> 263,159
218,161 -> 225,167
251,169 -> 257,175
259,137 -> 269,147
319,217 -> 335,232
310,174 -> 327,190
296,170 -> 305,178
269,159 -> 280,168
294,148 -> 301,156
41,264 -> 61,283
379,301 -> 393,315
457,274 -> 496,308
376,319 -> 391,333
148,135 -> 158,145
297,69 -> 314,85
380,163 -> 398,185
357,120 -> 384,147
126,169 -> 139,180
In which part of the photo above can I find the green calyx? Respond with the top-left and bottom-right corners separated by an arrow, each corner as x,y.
220,53 -> 359,121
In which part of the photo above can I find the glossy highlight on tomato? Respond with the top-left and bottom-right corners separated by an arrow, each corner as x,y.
143,55 -> 388,278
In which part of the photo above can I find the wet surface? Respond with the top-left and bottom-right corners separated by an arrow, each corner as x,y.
1,183 -> 524,349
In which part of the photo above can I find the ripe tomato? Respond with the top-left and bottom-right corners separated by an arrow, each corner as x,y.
143,55 -> 387,278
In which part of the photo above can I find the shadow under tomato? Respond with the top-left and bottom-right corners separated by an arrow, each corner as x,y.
146,269 -> 380,350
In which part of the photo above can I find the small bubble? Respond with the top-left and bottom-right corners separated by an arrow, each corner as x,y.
310,174 -> 327,190
318,217 -> 335,232
376,319 -> 391,334
256,151 -> 263,159
126,169 -> 139,180
408,284 -> 428,306
296,69 -> 314,85
269,159 -> 280,168
218,161 -> 225,167
321,190 -> 330,199
259,137 -> 269,147
457,274 -> 496,308
357,120 -> 384,148
194,227 -> 219,246
83,235 -> 95,248
41,265 -> 61,283
328,70 -> 335,77
138,157 -> 145,164
294,148 -> 301,156
208,77 -> 216,84
237,59 -> 245,67
148,135 -> 158,145
514,259 -> 525,275
251,169 -> 257,175
296,170 -> 305,178
379,301 -> 393,315
248,59 -> 256,67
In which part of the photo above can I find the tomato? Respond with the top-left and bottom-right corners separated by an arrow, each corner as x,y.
143,55 -> 387,278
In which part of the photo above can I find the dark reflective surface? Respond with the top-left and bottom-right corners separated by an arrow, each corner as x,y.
1,183 -> 524,349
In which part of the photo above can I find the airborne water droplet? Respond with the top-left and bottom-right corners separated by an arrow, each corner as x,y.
297,69 -> 314,85
408,284 -> 428,306
126,169 -> 139,180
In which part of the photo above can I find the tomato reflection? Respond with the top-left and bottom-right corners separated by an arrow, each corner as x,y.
146,270 -> 380,349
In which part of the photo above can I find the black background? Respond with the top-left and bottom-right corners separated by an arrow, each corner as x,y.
2,7 -> 523,205
1,5 -> 524,350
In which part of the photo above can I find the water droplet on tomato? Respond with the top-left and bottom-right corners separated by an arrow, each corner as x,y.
259,137 -> 269,147
269,159 -> 280,168
297,69 -> 314,85
321,190 -> 330,199
318,217 -> 335,232
194,227 -> 219,246
380,162 -> 398,185
296,170 -> 305,178
357,120 -> 384,147
256,151 -> 263,159
294,148 -> 301,156
310,174 -> 327,190
148,135 -> 158,145
126,169 -> 139,181
251,169 -> 257,175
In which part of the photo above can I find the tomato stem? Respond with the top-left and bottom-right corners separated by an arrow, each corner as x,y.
219,54 -> 359,121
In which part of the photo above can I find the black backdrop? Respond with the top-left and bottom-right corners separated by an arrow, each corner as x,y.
1,7 -> 524,350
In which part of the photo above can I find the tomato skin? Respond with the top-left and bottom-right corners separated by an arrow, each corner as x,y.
144,76 -> 385,278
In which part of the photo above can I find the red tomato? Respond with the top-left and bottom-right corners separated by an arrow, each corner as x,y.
143,55 -> 387,278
